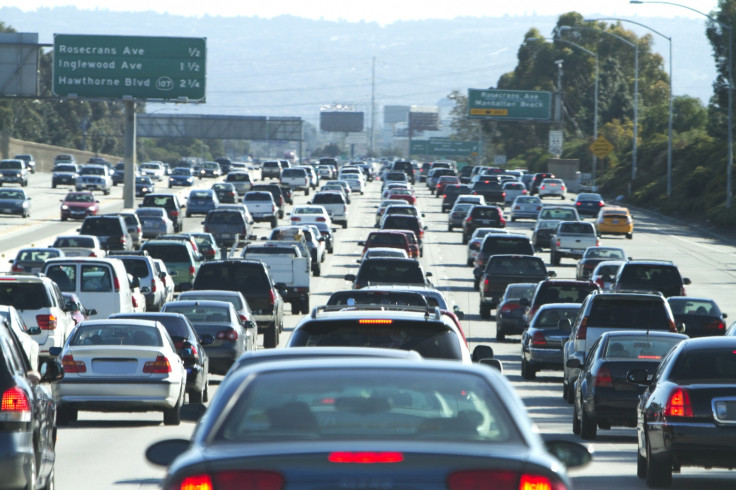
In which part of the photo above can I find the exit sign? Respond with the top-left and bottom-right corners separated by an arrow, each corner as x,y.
53,34 -> 206,101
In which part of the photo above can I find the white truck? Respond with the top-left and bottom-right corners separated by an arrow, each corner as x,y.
280,167 -> 311,195
241,241 -> 311,315
549,220 -> 600,266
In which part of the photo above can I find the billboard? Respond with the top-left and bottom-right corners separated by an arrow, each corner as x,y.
384,105 -> 410,124
320,111 -> 364,132
409,106 -> 439,131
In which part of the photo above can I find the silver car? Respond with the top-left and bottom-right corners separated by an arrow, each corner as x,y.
136,207 -> 175,239
510,195 -> 543,221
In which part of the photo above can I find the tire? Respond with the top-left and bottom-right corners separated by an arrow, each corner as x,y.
580,404 -> 597,440
627,232 -> 633,239
163,392 -> 182,426
572,401 -> 581,435
646,439 -> 672,488
473,276 -> 480,291
566,379 -> 575,404
52,182 -> 56,189
189,385 -> 204,404
291,301 -> 300,315
467,258 -> 474,266
511,217 -> 516,222
521,358 -> 536,380
203,382 -> 209,403
563,382 -> 569,401
551,252 -> 560,266
479,302 -> 491,320
637,449 -> 647,479
300,297 -> 310,315
271,217 -> 278,229
342,222 -> 347,229
186,212 -> 192,218
496,327 -> 505,341
56,406 -> 77,426
305,187 -> 310,196
448,225 -> 453,232
61,216 -> 67,222
313,264 -> 321,277
462,234 -> 468,245
263,323 -> 279,348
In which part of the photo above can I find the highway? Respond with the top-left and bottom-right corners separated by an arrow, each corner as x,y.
3,170 -> 736,489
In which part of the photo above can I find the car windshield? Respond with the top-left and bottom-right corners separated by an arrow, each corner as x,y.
603,335 -> 683,360
65,193 -> 94,202
70,324 -> 162,346
0,161 -> 22,170
163,303 -> 230,323
54,165 -> 77,172
172,168 -> 191,176
214,367 -> 520,443
0,190 -> 24,199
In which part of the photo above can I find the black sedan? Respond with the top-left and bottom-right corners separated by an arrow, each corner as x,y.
521,303 -> 581,380
570,330 -> 687,441
632,336 -> 736,487
667,296 -> 727,337
573,192 -> 605,217
495,282 -> 537,341
146,357 -> 591,490
110,312 -> 213,403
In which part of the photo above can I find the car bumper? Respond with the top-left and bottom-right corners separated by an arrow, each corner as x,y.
497,315 -> 527,334
526,347 -> 564,370
55,377 -> 181,409
648,421 -> 736,468
586,390 -> 642,424
0,432 -> 34,489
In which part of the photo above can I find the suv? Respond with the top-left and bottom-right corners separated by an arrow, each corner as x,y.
141,193 -> 185,232
441,184 -> 473,212
192,260 -> 285,348
358,230 -> 414,258
310,191 -> 348,228
250,183 -> 287,219
201,208 -> 254,248
523,279 -> 600,326
391,160 -> 415,184
78,215 -> 134,251
0,159 -> 29,187
478,254 -> 551,319
461,205 -> 505,244
141,239 -> 202,292
107,252 -> 167,312
75,165 -> 112,195
280,167 -> 311,195
562,290 -> 678,403
225,171 -> 254,196
344,257 -> 432,290
0,274 -> 76,360
13,154 -> 36,174
52,163 -> 80,188
261,160 -> 282,180
613,260 -> 691,298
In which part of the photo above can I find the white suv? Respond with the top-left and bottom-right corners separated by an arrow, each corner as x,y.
0,274 -> 75,360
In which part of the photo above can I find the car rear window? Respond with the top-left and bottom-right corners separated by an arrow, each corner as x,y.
206,212 -> 245,225
245,192 -> 272,201
488,257 -> 545,276
481,236 -> 533,254
290,320 -> 462,360
382,216 -> 420,230
143,244 -> 192,263
0,283 -> 51,309
603,335 -> 683,360
533,306 -> 580,329
327,291 -> 427,307
194,263 -> 271,294
534,283 -> 598,304
670,348 -> 736,381
587,298 -> 670,330
358,261 -> 424,284
472,208 -> 501,219
312,193 -> 344,204
367,234 -> 406,246
71,324 -> 162,346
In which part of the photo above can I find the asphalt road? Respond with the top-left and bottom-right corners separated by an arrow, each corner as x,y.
3,170 -> 736,489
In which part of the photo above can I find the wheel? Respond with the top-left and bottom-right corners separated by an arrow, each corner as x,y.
473,276 -> 480,291
462,234 -> 468,245
189,385 -> 204,404
563,382 -> 569,401
566,379 -> 575,404
291,301 -> 300,315
186,211 -> 192,218
52,182 -> 56,189
580,403 -> 597,440
551,252 -> 560,266
637,449 -> 647,479
305,188 -> 310,196
511,217 -> 516,222
313,264 -> 321,277
25,451 -> 36,490
496,327 -> 505,341
279,209 -> 284,219
467,258 -> 474,266
163,393 -> 182,426
300,298 -> 310,315
60,216 -> 67,222
56,406 -> 77,426
271,217 -> 278,229
479,302 -> 491,320
104,188 -> 110,195
203,382 -> 209,403
263,324 -> 279,348
572,401 -> 581,435
626,232 -> 633,239
646,439 -> 672,488
448,225 -> 453,232
342,222 -> 347,229
521,357 -> 535,380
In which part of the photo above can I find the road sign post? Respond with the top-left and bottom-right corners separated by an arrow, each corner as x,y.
53,34 -> 206,101
467,89 -> 552,121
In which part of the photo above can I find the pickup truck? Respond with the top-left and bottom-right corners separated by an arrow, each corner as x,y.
243,191 -> 279,228
471,179 -> 506,205
241,241 -> 311,314
478,254 -> 553,319
280,167 -> 311,195
549,220 -> 600,266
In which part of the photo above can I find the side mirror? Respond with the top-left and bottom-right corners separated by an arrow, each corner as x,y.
88,308 -> 98,316
140,286 -> 151,293
566,358 -> 582,369
519,298 -> 530,307
145,439 -> 191,467
275,282 -> 287,290
544,439 -> 592,469
479,358 -> 504,372
357,241 -> 365,246
344,274 -> 356,282
472,345 -> 494,363
39,358 -> 64,383
453,305 -> 465,320
425,272 -> 433,277
683,278 -> 692,285
27,326 -> 42,336
49,347 -> 63,357
548,270 -> 557,277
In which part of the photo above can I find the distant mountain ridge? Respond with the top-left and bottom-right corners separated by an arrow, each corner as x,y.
0,7 -> 718,127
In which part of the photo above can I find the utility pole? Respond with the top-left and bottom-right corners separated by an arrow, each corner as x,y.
370,56 -> 376,157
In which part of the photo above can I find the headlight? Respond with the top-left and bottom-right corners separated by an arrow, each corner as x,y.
61,204 -> 69,210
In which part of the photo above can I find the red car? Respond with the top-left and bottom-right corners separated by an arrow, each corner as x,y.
60,191 -> 99,221
386,188 -> 416,205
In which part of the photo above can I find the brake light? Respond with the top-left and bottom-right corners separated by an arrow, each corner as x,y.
132,295 -> 139,308
113,275 -> 120,292
575,202 -> 581,206
216,329 -> 239,342
595,365 -> 613,387
329,452 -> 403,463
447,470 -> 563,490
143,355 -> 172,374
576,316 -> 588,340
531,330 -> 547,347
62,354 -> 86,373
0,387 -> 31,422
170,210 -> 179,218
665,387 -> 694,417
189,266 -> 196,275
10,263 -> 23,273
36,314 -> 57,330
203,225 -> 210,233
316,217 -> 326,222
268,289 -> 276,305
705,319 -> 726,332
177,470 -> 284,490
358,319 -> 393,324
483,278 -> 490,293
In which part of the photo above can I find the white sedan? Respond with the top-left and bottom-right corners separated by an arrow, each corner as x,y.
537,178 -> 567,199
289,204 -> 333,228
51,318 -> 186,426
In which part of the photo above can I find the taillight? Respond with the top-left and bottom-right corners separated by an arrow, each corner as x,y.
531,330 -> 547,347
62,354 -> 86,373
329,452 -> 403,463
36,314 -> 57,330
576,316 -> 588,340
317,217 -> 326,222
595,238 -> 600,246
0,387 -> 31,422
500,302 -> 520,314
268,289 -> 276,305
595,365 -> 613,387
665,387 -> 694,417
705,320 -> 726,332
176,470 -> 284,490
555,239 -> 561,247
291,216 -> 301,222
132,296 -> 139,308
189,266 -> 196,275
216,329 -> 238,342
113,275 -> 120,292
483,278 -> 490,293
170,210 -> 179,218
11,263 -> 23,273
447,470 -> 564,490
204,225 -> 210,233
143,355 -> 172,374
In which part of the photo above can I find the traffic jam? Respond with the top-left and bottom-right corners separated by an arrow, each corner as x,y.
0,156 -> 734,490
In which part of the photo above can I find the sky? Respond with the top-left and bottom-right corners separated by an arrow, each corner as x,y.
10,0 -> 725,25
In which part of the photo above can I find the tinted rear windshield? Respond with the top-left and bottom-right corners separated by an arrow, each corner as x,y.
488,257 -> 545,276
535,283 -> 598,304
482,237 -> 532,254
290,320 -> 462,360
588,298 -> 670,330
312,194 -> 344,204
0,283 -> 50,309
327,292 -> 427,307
670,348 -> 736,381
358,261 -> 424,283
142,244 -> 192,262
194,263 -> 270,294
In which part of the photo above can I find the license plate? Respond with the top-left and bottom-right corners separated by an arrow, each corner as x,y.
220,234 -> 233,239
713,399 -> 736,424
143,220 -> 157,227
2,208 -> 12,214
612,219 -> 619,224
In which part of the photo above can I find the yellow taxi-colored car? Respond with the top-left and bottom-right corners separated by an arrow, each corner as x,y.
595,205 -> 633,239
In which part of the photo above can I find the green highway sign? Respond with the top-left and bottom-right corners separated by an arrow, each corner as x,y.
410,139 -> 479,156
53,34 -> 206,100
467,89 -> 551,121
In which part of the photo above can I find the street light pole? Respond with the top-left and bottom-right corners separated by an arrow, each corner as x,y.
631,0 -> 732,206
587,17 -> 673,195
558,26 -> 639,184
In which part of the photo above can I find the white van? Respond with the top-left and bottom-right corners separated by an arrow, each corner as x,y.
42,257 -> 137,319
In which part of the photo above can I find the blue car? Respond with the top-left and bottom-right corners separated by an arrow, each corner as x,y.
186,189 -> 220,217
168,167 -> 195,188
135,175 -> 156,197
0,188 -> 31,217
